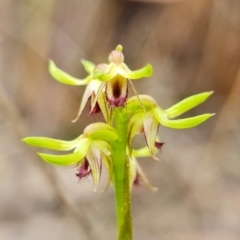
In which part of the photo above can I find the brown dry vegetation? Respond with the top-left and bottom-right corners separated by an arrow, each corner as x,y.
0,0 -> 240,239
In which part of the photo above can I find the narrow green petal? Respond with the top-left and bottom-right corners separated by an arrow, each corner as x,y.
165,91 -> 214,119
22,137 -> 79,151
81,59 -> 95,74
153,108 -> 215,129
37,151 -> 85,166
49,60 -> 91,85
120,63 -> 153,79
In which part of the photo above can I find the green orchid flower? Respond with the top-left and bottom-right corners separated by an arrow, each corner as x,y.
22,123 -> 118,191
90,45 -> 153,110
49,46 -> 152,122
127,92 -> 214,159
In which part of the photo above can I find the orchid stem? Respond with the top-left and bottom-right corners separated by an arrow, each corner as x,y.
112,107 -> 132,240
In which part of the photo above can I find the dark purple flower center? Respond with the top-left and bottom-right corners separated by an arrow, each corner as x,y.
90,102 -> 101,114
76,160 -> 91,179
155,141 -> 164,149
106,79 -> 128,107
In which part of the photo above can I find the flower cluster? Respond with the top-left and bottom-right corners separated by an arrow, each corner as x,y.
23,45 -> 214,191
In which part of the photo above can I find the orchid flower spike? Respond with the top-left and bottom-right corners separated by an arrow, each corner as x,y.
22,44 -> 215,240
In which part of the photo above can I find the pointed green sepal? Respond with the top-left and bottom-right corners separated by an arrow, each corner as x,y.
153,108 -> 215,129
81,59 -> 95,74
121,63 -> 153,79
22,136 -> 79,151
37,151 -> 85,166
165,91 -> 214,119
49,60 -> 91,86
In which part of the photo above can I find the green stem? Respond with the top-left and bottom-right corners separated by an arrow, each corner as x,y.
112,107 -> 132,240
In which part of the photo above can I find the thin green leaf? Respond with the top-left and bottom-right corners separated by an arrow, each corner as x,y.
49,60 -> 90,85
22,137 -> 78,151
165,91 -> 214,119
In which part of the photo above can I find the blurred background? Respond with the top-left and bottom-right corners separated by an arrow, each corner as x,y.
1,0 -> 240,239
